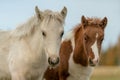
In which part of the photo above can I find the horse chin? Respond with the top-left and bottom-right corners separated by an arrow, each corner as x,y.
48,64 -> 59,69
89,60 -> 98,67
89,63 -> 96,67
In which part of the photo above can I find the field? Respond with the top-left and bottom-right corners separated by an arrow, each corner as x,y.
91,66 -> 120,80
0,66 -> 120,80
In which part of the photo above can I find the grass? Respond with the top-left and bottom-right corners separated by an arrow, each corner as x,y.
0,66 -> 120,80
91,66 -> 120,80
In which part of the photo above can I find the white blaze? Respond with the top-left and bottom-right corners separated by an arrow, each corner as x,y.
91,33 -> 99,61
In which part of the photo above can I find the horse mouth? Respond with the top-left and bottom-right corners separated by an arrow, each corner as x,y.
89,59 -> 98,67
48,64 -> 59,69
89,63 -> 96,67
48,62 -> 59,68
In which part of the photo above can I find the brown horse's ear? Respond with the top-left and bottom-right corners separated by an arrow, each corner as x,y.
81,15 -> 88,28
61,6 -> 67,19
35,6 -> 43,20
100,17 -> 107,29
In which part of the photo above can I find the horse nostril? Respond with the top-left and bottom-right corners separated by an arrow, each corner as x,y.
93,59 -> 99,64
89,59 -> 99,66
55,57 -> 59,64
48,57 -> 59,66
89,59 -> 93,64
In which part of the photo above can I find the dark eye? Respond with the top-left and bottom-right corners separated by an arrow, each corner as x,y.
42,31 -> 46,37
100,38 -> 104,42
60,31 -> 64,37
98,38 -> 104,45
84,36 -> 87,41
99,23 -> 103,27
84,35 -> 89,41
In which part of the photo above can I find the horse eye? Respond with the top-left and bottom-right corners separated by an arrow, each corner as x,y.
42,31 -> 46,37
99,38 -> 104,45
99,23 -> 103,27
60,31 -> 64,37
101,38 -> 104,42
84,35 -> 88,41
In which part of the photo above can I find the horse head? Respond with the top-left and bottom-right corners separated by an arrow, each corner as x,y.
35,6 -> 67,67
81,16 -> 107,66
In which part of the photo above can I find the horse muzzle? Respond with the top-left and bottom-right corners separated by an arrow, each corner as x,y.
48,56 -> 59,67
89,59 -> 99,67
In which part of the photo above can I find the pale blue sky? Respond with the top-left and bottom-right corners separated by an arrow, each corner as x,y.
0,0 -> 120,50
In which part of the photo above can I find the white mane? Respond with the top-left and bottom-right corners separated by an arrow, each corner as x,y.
43,10 -> 64,24
10,10 -> 64,39
10,16 -> 39,38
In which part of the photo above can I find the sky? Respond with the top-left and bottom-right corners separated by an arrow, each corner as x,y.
0,0 -> 120,50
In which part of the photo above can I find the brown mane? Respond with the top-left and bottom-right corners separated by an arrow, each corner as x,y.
72,17 -> 103,34
72,24 -> 88,66
86,17 -> 102,25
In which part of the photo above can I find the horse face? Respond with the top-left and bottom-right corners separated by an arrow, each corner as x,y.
35,7 -> 67,67
41,22 -> 64,67
84,28 -> 104,66
82,16 -> 107,66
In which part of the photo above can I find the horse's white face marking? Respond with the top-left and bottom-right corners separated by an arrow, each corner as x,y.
91,33 -> 99,63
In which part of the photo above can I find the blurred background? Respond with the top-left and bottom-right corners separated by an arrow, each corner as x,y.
0,0 -> 120,80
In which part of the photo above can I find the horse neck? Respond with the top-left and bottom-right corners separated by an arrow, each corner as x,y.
15,16 -> 44,55
0,31 -> 10,45
11,16 -> 39,38
73,26 -> 88,66
0,31 -> 10,56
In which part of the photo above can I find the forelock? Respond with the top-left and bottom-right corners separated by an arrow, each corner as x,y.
87,17 -> 101,26
42,10 -> 64,24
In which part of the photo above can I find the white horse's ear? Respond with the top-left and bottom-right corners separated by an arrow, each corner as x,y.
35,6 -> 43,20
61,6 -> 67,19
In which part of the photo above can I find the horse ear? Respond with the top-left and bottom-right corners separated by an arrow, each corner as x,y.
100,17 -> 107,29
61,6 -> 67,19
81,15 -> 88,28
35,6 -> 43,20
